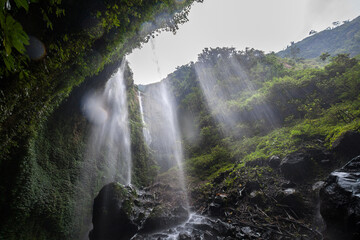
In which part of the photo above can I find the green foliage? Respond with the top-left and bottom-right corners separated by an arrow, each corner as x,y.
186,145 -> 232,180
320,52 -> 330,61
164,47 -> 360,185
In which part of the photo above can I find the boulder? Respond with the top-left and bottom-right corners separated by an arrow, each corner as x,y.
268,155 -> 281,168
89,183 -> 139,240
280,152 -> 315,182
209,202 -> 223,217
89,182 -> 190,239
249,191 -> 266,207
332,130 -> 360,158
245,181 -> 261,193
276,188 -> 306,218
140,205 -> 189,233
320,155 -> 360,239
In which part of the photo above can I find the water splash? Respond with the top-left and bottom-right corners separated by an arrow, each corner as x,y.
83,59 -> 132,185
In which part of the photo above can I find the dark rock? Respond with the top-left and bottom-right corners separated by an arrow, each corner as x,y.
276,188 -> 306,218
89,183 -> 138,240
281,181 -> 297,188
268,155 -> 281,168
209,202 -> 222,217
249,191 -> 266,206
280,152 -> 315,182
332,130 -> 360,158
212,219 -> 235,236
90,182 -> 190,239
245,181 -> 261,192
320,155 -> 360,239
214,194 -> 228,205
140,205 -> 189,233
306,148 -> 332,162
178,232 -> 192,240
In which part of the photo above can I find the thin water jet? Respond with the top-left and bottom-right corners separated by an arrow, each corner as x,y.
142,81 -> 190,210
138,90 -> 152,145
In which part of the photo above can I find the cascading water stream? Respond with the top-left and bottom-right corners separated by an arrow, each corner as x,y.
83,59 -> 132,185
141,81 -> 190,211
138,90 -> 152,146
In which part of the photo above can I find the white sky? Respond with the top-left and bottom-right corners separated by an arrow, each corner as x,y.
127,0 -> 360,85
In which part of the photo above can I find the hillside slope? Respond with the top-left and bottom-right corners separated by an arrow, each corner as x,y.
278,16 -> 360,59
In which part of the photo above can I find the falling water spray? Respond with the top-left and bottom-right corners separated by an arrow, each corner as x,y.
142,81 -> 190,211
83,59 -> 132,185
138,90 -> 152,146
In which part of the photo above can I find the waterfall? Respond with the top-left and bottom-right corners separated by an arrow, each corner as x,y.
142,81 -> 189,209
138,90 -> 152,146
83,59 -> 132,185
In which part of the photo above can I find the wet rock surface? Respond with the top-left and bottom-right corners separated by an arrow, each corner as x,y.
89,182 -> 189,240
320,155 -> 360,239
268,155 -> 281,168
280,152 -> 315,182
89,183 -> 139,240
332,131 -> 360,158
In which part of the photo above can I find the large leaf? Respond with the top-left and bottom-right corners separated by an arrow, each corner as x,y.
4,15 -> 29,55
14,0 -> 29,11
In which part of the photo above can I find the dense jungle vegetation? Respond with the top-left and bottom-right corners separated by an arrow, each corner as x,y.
163,47 -> 360,182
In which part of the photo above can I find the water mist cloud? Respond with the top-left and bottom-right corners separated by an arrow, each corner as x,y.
82,93 -> 108,125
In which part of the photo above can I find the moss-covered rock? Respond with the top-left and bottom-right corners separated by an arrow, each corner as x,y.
90,182 -> 189,239
89,183 -> 138,240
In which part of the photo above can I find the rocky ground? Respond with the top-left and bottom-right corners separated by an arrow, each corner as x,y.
89,131 -> 360,240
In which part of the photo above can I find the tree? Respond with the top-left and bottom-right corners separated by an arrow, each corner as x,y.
309,30 -> 317,35
320,52 -> 330,61
332,21 -> 340,27
288,42 -> 300,60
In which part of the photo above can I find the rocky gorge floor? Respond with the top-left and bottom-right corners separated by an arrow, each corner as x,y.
89,131 -> 360,240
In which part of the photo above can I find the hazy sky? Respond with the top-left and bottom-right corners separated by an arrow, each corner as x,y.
127,0 -> 360,85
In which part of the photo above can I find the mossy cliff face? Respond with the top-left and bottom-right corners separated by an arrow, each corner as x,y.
0,61 -> 154,240
0,1 -> 199,239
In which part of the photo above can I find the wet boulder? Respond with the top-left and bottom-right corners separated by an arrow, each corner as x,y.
268,155 -> 281,168
245,181 -> 261,192
320,155 -> 360,239
276,188 -> 307,218
280,152 -> 315,182
249,191 -> 266,207
140,205 -> 189,233
208,202 -> 223,217
332,130 -> 360,158
90,182 -> 190,239
89,183 -> 139,240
